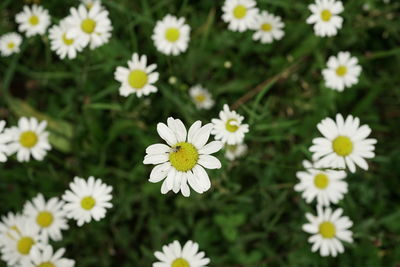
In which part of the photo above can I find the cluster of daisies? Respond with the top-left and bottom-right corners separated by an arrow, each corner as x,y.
0,0 -> 112,59
0,176 -> 113,266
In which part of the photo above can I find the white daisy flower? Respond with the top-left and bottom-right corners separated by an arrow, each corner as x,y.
152,15 -> 191,56
143,117 -> 223,197
153,240 -> 210,267
0,33 -> 23,57
0,219 -> 45,266
114,53 -> 159,97
303,206 -> 353,257
48,19 -> 86,60
62,176 -> 113,226
322,51 -> 362,92
221,0 -> 258,32
310,114 -> 377,173
15,5 -> 51,37
23,194 -> 69,243
21,244 -> 75,267
7,117 -> 51,162
211,104 -> 249,145
294,160 -> 347,207
224,143 -> 247,161
306,0 -> 344,37
251,11 -> 285,44
66,2 -> 112,50
0,212 -> 24,248
189,85 -> 214,110
0,120 -> 12,162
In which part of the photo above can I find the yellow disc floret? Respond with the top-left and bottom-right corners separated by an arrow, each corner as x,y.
62,33 -> 74,46
261,23 -> 272,32
171,258 -> 190,267
36,211 -> 54,228
165,28 -> 180,42
81,196 -> 96,210
19,131 -> 38,148
225,119 -> 239,133
128,70 -> 148,89
314,173 -> 329,189
335,66 -> 347,77
169,142 -> 199,172
17,237 -> 35,255
195,94 -> 206,103
320,9 -> 332,21
332,136 -> 353,156
38,262 -> 56,267
319,221 -> 336,238
29,15 -> 39,26
7,42 -> 15,49
233,5 -> 247,19
81,18 -> 96,34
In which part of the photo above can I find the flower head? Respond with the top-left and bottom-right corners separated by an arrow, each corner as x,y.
251,11 -> 285,44
222,0 -> 258,32
224,143 -> 247,161
0,33 -> 23,57
21,244 -> 75,267
189,85 -> 214,110
15,5 -> 51,37
306,0 -> 343,37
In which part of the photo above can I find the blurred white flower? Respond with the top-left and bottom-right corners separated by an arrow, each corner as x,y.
306,0 -> 343,37
251,11 -> 285,44
15,5 -> 51,37
189,85 -> 214,110
222,0 -> 258,32
0,33 -> 22,57
0,121 -> 11,162
225,143 -> 247,161
0,212 -> 24,248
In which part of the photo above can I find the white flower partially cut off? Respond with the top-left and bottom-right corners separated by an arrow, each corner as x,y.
0,120 -> 11,162
303,206 -> 353,257
114,53 -> 159,97
21,244 -> 75,267
306,0 -> 344,37
15,5 -> 51,37
62,176 -> 113,226
144,118 -> 223,197
322,51 -> 362,92
294,160 -> 347,207
310,114 -> 377,173
251,11 -> 285,44
153,240 -> 210,267
0,212 -> 23,248
222,0 -> 258,32
0,33 -> 23,57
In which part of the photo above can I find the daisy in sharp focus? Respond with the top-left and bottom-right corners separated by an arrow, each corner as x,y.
143,117 -> 223,197
114,53 -> 159,97
66,2 -> 112,49
0,120 -> 11,162
0,219 -> 45,266
21,244 -> 75,267
7,117 -> 51,162
62,176 -> 113,226
211,104 -> 249,145
152,15 -> 191,56
49,19 -> 86,60
306,0 -> 344,37
222,0 -> 258,32
23,194 -> 69,242
294,160 -> 347,206
0,212 -> 23,248
322,51 -> 362,92
153,240 -> 210,267
189,85 -> 214,110
303,206 -> 353,257
225,143 -> 247,161
251,11 -> 285,44
310,114 -> 377,173
0,33 -> 23,57
15,5 -> 51,37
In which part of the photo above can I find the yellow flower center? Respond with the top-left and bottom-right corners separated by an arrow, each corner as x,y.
225,119 -> 239,133
36,211 -> 54,228
81,18 -> 96,34
7,42 -> 15,49
320,9 -> 332,21
319,221 -> 336,238
62,33 -> 74,46
38,262 -> 56,267
17,237 -> 35,255
128,70 -> 148,89
165,27 -> 180,43
169,142 -> 199,172
233,5 -> 247,19
332,136 -> 353,156
261,23 -> 272,32
81,196 -> 96,210
171,258 -> 190,267
19,131 -> 38,148
314,173 -> 329,189
335,66 -> 347,77
29,15 -> 39,26
194,94 -> 206,103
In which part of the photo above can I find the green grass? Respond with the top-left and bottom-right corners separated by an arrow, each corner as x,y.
1,0 -> 400,266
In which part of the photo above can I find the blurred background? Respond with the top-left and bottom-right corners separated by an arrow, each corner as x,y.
1,0 -> 400,266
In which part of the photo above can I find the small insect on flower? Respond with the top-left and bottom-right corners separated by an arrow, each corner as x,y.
144,117 -> 223,197
15,5 -> 51,37
153,240 -> 210,267
222,0 -> 259,32
0,33 -> 23,57
306,0 -> 344,37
